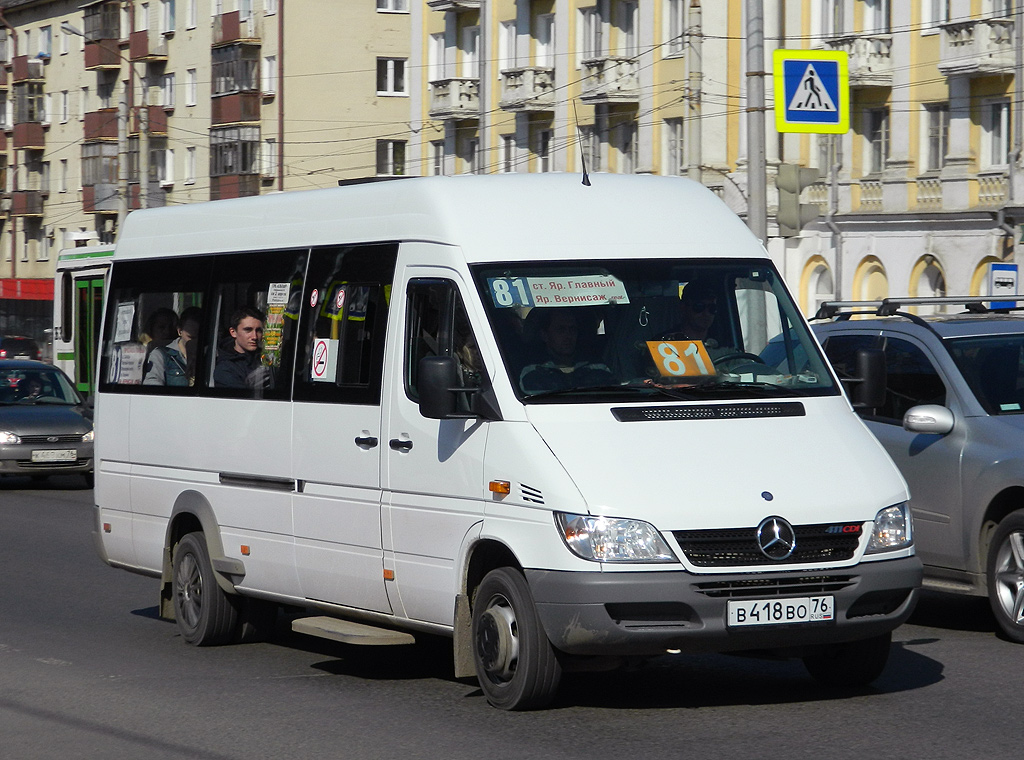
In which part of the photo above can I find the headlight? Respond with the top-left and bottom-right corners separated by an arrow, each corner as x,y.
556,512 -> 677,563
81,430 -> 95,443
0,431 -> 21,445
866,503 -> 913,554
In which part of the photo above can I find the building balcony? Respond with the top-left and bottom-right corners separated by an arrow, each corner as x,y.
579,57 -> 640,104
84,40 -> 121,71
426,0 -> 480,11
210,174 -> 260,201
84,109 -> 119,141
128,181 -> 166,209
938,18 -> 1014,77
82,183 -> 120,214
0,67 -> 7,88
130,105 -> 168,136
211,92 -> 261,125
825,34 -> 892,88
13,122 -> 45,150
0,132 -> 7,152
129,30 -> 168,62
11,190 -> 43,217
12,56 -> 45,83
429,78 -> 480,119
214,11 -> 261,45
499,67 -> 555,111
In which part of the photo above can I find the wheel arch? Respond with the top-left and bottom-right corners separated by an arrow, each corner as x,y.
977,486 -> 1024,585
159,489 -> 239,620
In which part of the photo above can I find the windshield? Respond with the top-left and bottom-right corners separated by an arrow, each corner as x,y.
472,258 -> 838,402
946,334 -> 1024,415
0,367 -> 81,406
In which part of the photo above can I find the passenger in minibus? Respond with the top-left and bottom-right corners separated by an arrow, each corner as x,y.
144,306 -> 203,387
661,280 -> 718,344
519,309 -> 613,393
141,307 -> 178,348
214,307 -> 271,389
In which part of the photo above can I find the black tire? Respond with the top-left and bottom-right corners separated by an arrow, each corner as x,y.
172,532 -> 239,646
986,510 -> 1024,643
471,567 -> 561,710
802,631 -> 891,687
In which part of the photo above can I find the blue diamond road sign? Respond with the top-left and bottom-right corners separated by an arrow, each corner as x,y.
773,49 -> 849,134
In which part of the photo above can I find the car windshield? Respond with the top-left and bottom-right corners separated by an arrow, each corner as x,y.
0,367 -> 81,405
946,334 -> 1024,415
472,258 -> 838,402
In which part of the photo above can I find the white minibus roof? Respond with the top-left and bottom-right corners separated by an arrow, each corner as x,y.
114,173 -> 762,263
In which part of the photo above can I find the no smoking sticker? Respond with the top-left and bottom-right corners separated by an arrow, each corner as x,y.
311,338 -> 330,380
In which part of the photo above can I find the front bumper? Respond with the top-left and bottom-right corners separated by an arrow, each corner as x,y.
526,556 -> 922,656
0,443 -> 94,476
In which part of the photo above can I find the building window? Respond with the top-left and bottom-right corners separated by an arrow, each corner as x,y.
616,122 -> 637,174
162,72 -> 175,108
261,138 -> 277,177
431,140 -> 444,175
186,68 -> 197,105
666,0 -> 685,56
983,100 -> 1011,168
82,142 -> 118,186
162,0 -> 176,34
187,0 -> 197,29
0,29 -> 8,63
39,26 -> 52,58
136,3 -> 149,33
535,129 -> 551,172
535,15 -> 554,68
155,146 -> 174,186
502,135 -> 515,173
579,6 -> 603,66
463,138 -> 481,174
922,0 -> 949,31
262,55 -> 277,95
461,27 -> 480,78
499,21 -> 516,75
865,0 -> 890,33
866,107 -> 888,174
429,34 -> 445,83
617,2 -> 638,57
210,126 -> 260,176
84,1 -> 120,41
376,0 -> 408,12
986,0 -> 1013,17
15,82 -> 46,123
60,23 -> 69,55
80,87 -> 89,120
264,0 -> 278,15
212,44 -> 258,95
239,0 -> 253,22
60,159 -> 68,193
376,58 -> 406,95
376,140 -> 406,176
185,146 -> 196,184
60,90 -> 69,123
923,103 -> 948,173
581,124 -> 601,173
664,117 -> 684,175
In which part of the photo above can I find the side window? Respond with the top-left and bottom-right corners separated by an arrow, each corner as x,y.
822,333 -> 881,380
206,249 -> 307,399
293,243 -> 397,405
405,279 -> 484,404
879,337 -> 945,422
99,257 -> 210,393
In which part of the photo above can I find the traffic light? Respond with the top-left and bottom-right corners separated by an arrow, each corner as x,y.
776,163 -> 821,237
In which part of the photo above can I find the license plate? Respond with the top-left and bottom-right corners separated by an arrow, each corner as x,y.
31,449 -> 77,463
727,596 -> 834,627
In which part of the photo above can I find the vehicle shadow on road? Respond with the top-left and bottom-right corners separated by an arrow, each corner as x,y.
907,589 -> 996,633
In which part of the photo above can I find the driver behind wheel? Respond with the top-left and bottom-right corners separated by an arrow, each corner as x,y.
662,278 -> 718,345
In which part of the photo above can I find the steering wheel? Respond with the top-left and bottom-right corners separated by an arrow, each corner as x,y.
714,352 -> 764,366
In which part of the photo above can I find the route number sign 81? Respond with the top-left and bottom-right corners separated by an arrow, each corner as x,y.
646,340 -> 716,377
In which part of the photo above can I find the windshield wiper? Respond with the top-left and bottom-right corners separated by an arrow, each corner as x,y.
525,383 -> 680,401
679,380 -> 801,397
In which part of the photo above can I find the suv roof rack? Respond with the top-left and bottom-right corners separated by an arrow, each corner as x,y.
813,295 -> 1024,321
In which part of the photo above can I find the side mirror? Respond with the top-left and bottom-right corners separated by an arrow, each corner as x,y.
847,348 -> 886,410
418,356 -> 460,420
903,404 -> 954,435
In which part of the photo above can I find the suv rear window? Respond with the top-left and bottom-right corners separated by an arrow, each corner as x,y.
0,338 -> 41,359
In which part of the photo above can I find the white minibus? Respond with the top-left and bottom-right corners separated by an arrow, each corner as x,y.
94,174 -> 921,710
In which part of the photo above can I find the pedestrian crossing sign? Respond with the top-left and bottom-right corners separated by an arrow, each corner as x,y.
773,49 -> 849,134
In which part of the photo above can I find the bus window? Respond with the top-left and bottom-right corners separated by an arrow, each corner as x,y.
293,243 -> 397,406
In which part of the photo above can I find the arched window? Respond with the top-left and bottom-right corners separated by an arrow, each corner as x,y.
854,256 -> 888,301
799,255 -> 834,317
910,255 -> 947,314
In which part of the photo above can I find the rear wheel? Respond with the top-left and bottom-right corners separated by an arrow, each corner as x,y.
986,511 -> 1024,644
472,567 -> 561,710
172,532 -> 239,646
802,631 -> 891,687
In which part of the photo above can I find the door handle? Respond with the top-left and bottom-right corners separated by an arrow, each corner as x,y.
389,438 -> 413,452
354,435 -> 379,449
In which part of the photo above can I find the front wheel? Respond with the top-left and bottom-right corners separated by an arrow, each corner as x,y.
987,510 -> 1024,643
472,567 -> 561,710
172,532 -> 239,646
802,631 -> 891,687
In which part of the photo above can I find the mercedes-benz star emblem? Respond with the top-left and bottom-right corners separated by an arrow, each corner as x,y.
756,516 -> 797,560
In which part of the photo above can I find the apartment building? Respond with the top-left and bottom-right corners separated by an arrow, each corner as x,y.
0,0 -> 410,342
1,0 -> 1022,346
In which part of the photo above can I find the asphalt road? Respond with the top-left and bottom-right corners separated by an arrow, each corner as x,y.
2,476 -> 1022,760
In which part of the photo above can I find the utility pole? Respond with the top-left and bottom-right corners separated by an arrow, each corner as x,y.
745,0 -> 767,243
687,0 -> 702,185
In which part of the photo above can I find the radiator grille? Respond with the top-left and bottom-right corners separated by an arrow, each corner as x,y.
674,523 -> 862,567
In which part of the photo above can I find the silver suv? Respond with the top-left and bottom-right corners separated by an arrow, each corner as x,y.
812,297 -> 1024,643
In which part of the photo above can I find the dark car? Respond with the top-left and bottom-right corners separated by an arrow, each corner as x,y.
0,361 -> 94,486
0,336 -> 42,361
